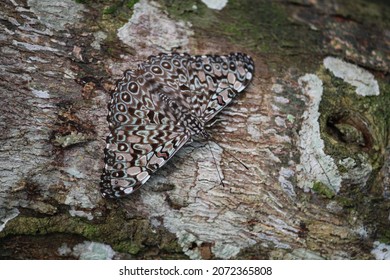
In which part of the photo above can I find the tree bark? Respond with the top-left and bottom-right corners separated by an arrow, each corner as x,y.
0,0 -> 389,259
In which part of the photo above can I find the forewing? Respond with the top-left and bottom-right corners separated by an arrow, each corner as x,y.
142,53 -> 194,111
107,68 -> 180,130
187,53 -> 254,123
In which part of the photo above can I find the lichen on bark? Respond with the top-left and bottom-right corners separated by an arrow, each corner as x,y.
0,0 -> 389,259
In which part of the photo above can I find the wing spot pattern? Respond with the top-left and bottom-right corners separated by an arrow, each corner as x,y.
101,53 -> 254,198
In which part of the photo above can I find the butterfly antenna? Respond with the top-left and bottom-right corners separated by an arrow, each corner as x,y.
222,148 -> 249,170
209,136 -> 249,170
207,140 -> 225,187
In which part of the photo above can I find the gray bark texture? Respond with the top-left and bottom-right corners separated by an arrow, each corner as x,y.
0,0 -> 389,259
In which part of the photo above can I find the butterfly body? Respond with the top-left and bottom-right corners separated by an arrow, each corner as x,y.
101,53 -> 254,198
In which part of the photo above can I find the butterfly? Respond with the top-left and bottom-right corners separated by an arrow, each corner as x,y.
101,53 -> 254,198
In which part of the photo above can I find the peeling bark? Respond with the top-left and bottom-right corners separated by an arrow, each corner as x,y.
0,0 -> 389,260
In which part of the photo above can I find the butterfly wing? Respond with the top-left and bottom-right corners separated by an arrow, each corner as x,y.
141,53 -> 195,112
101,52 -> 254,198
186,53 -> 254,123
101,68 -> 191,198
107,68 -> 181,129
101,124 -> 190,198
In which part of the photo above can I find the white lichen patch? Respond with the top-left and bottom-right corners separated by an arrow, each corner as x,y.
177,231 -> 201,259
65,167 -> 85,179
247,125 -> 261,140
275,134 -> 291,144
28,56 -> 49,63
263,148 -> 281,163
65,186 -> 94,209
371,241 -> 390,260
69,209 -> 94,221
278,167 -> 296,197
274,116 -> 286,127
212,242 -> 241,259
296,74 -> 342,193
12,40 -> 60,53
31,89 -> 50,99
117,0 -> 193,56
274,95 -> 289,104
91,31 -> 107,50
63,69 -> 77,80
58,241 -> 116,260
201,0 -> 228,10
285,248 -> 324,260
27,0 -> 85,31
271,83 -> 284,94
271,104 -> 281,112
57,243 -> 72,256
323,56 -> 380,96
246,114 -> 269,141
353,225 -> 368,239
326,201 -> 343,214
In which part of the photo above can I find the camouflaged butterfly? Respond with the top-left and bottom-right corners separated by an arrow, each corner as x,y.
101,53 -> 254,198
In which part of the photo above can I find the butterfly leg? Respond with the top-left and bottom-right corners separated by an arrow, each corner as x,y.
205,118 -> 222,128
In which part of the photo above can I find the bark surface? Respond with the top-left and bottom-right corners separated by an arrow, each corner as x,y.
0,0 -> 389,259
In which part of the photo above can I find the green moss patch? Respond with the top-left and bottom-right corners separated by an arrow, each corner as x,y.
0,209 -> 183,258
312,181 -> 336,199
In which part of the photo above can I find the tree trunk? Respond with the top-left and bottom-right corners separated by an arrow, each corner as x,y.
0,0 -> 389,260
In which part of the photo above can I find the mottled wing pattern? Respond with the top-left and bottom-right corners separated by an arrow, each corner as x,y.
187,53 -> 254,123
101,124 -> 190,197
101,53 -> 254,198
101,57 -> 193,198
142,53 -> 194,112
